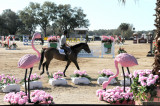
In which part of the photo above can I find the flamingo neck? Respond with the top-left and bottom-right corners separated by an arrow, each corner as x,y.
102,60 -> 119,89
32,36 -> 41,58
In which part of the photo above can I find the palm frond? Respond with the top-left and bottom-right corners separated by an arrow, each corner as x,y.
118,0 -> 126,4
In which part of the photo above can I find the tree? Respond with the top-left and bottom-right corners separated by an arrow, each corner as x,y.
0,15 -> 8,35
55,4 -> 89,37
152,0 -> 160,82
123,24 -> 134,39
1,9 -> 22,35
19,2 -> 57,37
19,5 -> 38,35
119,23 -> 129,37
118,0 -> 126,4
38,1 -> 57,37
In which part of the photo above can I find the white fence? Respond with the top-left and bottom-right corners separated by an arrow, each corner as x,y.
23,35 -> 41,45
77,42 -> 115,58
101,41 -> 115,58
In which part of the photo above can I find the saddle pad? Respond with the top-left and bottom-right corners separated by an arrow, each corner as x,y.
59,49 -> 65,55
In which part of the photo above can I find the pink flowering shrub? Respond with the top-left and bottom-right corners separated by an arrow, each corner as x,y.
98,69 -> 114,77
101,35 -> 114,43
31,90 -> 54,104
4,91 -> 28,105
121,72 -> 132,79
48,71 -> 64,79
4,90 -> 54,105
0,74 -> 20,86
47,36 -> 58,42
70,70 -> 91,81
96,86 -> 133,103
23,73 -> 41,82
98,69 -> 118,81
131,69 -> 159,101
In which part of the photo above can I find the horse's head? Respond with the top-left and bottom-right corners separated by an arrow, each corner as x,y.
82,43 -> 91,53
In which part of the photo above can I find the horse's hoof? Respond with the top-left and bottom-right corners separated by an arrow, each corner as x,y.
64,75 -> 67,77
47,72 -> 49,76
40,72 -> 44,75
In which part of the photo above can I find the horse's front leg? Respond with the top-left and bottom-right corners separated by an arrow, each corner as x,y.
73,60 -> 80,70
63,61 -> 71,77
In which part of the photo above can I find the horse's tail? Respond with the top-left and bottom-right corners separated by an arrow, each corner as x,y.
39,48 -> 45,70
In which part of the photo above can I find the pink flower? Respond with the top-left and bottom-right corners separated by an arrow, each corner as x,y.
147,82 -> 151,86
129,74 -> 132,78
133,71 -> 138,78
154,75 -> 159,80
48,101 -> 52,104
141,81 -> 146,86
99,69 -> 114,77
150,79 -> 156,85
53,71 -> 64,79
148,74 -> 153,78
4,91 -> 28,105
73,70 -> 89,77
98,95 -> 102,101
3,79 -> 6,83
96,86 -> 133,103
30,90 -> 54,104
18,99 -> 25,105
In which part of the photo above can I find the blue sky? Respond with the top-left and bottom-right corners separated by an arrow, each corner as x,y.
0,0 -> 156,31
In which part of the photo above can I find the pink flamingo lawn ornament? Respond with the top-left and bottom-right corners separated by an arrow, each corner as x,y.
102,53 -> 138,92
18,32 -> 41,103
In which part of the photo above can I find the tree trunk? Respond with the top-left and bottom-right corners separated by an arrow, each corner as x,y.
44,27 -> 47,37
152,0 -> 160,85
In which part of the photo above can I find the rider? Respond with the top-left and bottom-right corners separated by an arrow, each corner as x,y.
60,30 -> 72,57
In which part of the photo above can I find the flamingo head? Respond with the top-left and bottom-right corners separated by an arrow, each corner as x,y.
102,81 -> 108,90
33,32 -> 41,39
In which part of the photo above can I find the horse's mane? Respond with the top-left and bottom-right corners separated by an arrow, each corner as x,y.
71,43 -> 85,49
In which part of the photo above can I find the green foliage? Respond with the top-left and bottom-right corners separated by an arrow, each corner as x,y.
1,9 -> 23,35
70,74 -> 91,81
118,47 -> 127,54
0,2 -> 89,36
119,23 -> 129,32
48,73 -> 53,79
54,4 -> 89,37
19,7 -> 38,35
98,73 -> 107,77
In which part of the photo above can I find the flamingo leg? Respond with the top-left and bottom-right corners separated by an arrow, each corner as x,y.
63,61 -> 71,77
28,67 -> 33,103
122,67 -> 126,92
24,69 -> 28,96
127,67 -> 132,85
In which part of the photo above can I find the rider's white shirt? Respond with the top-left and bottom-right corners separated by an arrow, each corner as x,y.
60,35 -> 66,47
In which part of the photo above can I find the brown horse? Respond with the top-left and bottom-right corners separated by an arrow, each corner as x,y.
39,43 -> 91,77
